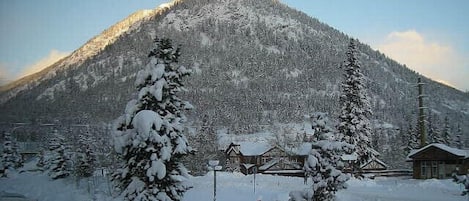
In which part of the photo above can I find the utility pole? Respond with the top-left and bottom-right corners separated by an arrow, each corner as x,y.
417,77 -> 427,147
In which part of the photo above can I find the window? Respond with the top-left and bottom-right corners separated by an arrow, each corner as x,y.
262,157 -> 270,164
230,157 -> 239,164
432,161 -> 438,178
420,161 -> 432,179
421,161 -> 428,178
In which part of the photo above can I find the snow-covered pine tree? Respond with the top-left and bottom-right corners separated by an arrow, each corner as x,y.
431,116 -> 445,144
426,114 -> 436,144
48,129 -> 71,179
112,37 -> 193,201
404,122 -> 419,153
307,112 -> 336,142
36,149 -> 46,170
187,115 -> 218,175
442,116 -> 452,145
455,124 -> 463,149
1,132 -> 22,176
299,112 -> 352,201
76,131 -> 96,178
337,38 -> 375,170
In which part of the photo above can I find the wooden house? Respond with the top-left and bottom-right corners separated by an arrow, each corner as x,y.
341,149 -> 388,173
407,143 -> 469,179
225,141 -> 306,176
361,158 -> 388,171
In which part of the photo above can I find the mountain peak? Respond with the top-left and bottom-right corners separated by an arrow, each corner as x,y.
0,0 -> 467,146
0,3 -> 176,102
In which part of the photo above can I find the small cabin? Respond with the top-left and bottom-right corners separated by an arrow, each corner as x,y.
225,141 -> 305,176
361,158 -> 388,171
407,143 -> 469,179
341,149 -> 388,173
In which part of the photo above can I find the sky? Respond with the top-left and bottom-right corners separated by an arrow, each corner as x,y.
0,0 -> 468,91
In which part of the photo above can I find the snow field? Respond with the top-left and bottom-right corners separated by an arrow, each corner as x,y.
185,172 -> 305,201
0,170 -> 467,201
0,172 -> 90,201
336,177 -> 466,201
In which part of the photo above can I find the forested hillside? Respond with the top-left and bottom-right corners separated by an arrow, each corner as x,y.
1,0 -> 468,168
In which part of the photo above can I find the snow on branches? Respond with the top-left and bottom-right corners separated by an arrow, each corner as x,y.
112,37 -> 192,201
337,39 -> 375,170
293,112 -> 352,201
1,132 -> 22,176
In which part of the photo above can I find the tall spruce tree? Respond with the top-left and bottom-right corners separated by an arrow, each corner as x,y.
187,115 -> 218,175
76,131 -> 96,178
442,116 -> 452,145
113,37 -> 193,201
1,132 -> 22,176
404,122 -> 419,153
337,39 -> 375,170
426,114 -> 436,143
455,124 -> 463,149
48,130 -> 71,179
299,112 -> 351,201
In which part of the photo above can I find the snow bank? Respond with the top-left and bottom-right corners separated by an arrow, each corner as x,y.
336,177 -> 466,201
0,172 -> 91,201
1,170 -> 466,201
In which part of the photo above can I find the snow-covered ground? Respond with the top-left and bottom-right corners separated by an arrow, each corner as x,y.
0,170 -> 466,201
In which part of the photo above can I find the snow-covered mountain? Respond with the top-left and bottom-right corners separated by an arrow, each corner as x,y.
0,0 -> 468,148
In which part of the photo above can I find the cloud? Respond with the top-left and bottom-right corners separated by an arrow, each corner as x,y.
0,63 -> 11,86
19,49 -> 70,78
375,30 -> 469,91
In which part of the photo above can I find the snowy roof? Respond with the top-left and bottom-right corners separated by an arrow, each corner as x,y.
241,163 -> 256,170
360,158 -> 388,169
289,143 -> 312,156
370,148 -> 381,157
259,159 -> 279,171
263,170 -> 304,174
218,131 -> 274,151
235,141 -> 273,156
341,153 -> 358,161
407,143 -> 469,160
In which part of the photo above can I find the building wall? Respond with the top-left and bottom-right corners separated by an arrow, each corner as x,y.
413,160 -> 465,179
413,161 -> 421,179
410,146 -> 468,179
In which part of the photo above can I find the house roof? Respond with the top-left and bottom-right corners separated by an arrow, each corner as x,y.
288,143 -> 312,156
233,141 -> 273,156
360,157 -> 388,169
407,143 -> 469,160
259,159 -> 280,171
226,141 -> 311,156
341,153 -> 358,161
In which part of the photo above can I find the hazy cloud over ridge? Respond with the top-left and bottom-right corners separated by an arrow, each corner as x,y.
20,49 -> 69,78
0,49 -> 69,86
376,30 -> 468,91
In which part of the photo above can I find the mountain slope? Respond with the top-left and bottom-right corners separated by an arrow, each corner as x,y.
0,0 -> 468,150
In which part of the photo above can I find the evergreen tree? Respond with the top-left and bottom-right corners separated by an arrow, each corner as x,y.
300,112 -> 352,201
76,131 -> 96,178
404,122 -> 419,153
398,124 -> 408,159
426,114 -> 436,144
113,37 -> 193,201
455,124 -> 463,149
442,116 -> 452,145
337,39 -> 375,170
36,149 -> 46,170
187,115 -> 218,175
429,116 -> 445,144
1,132 -> 22,176
48,130 -> 71,179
